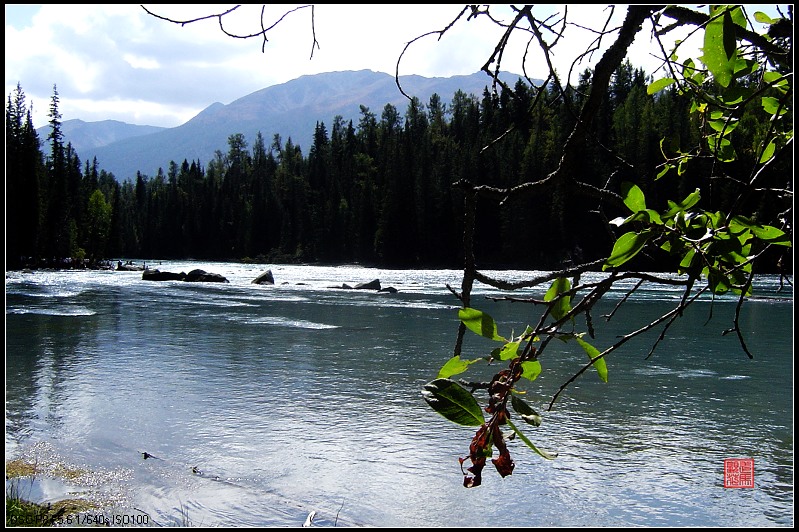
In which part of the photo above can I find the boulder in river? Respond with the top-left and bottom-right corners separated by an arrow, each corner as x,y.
142,269 -> 228,283
142,269 -> 184,281
354,279 -> 381,290
184,269 -> 229,283
252,270 -> 275,285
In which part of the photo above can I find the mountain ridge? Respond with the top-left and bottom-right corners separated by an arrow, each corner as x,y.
38,69 -> 527,181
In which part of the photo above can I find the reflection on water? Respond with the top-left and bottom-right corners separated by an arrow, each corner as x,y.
5,263 -> 793,527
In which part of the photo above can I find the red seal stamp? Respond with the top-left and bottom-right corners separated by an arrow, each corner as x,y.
724,458 -> 754,488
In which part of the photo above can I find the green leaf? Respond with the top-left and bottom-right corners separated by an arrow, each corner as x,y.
751,225 -> 792,246
669,42 -> 681,62
487,346 -> 502,360
762,96 -> 780,114
701,6 -> 738,88
731,217 -> 792,246
763,71 -> 789,93
678,248 -> 698,273
729,216 -> 756,230
459,308 -> 505,341
603,230 -> 653,271
729,267 -> 753,297
421,378 -> 485,426
506,419 -> 557,460
759,139 -> 776,164
544,277 -> 572,321
709,230 -> 751,265
681,57 -> 695,72
497,341 -> 520,361
706,135 -> 737,162
691,71 -> 707,85
672,210 -> 687,230
647,77 -> 676,95
624,209 -> 663,225
662,188 -> 701,218
621,182 -> 646,212
728,5 -> 747,29
708,268 -> 732,295
575,336 -> 608,383
761,96 -> 787,116
708,118 -> 738,135
733,57 -> 758,77
718,85 -> 748,105
754,11 -> 776,24
520,360 -> 542,382
515,325 -> 536,343
511,394 -> 542,427
706,210 -> 726,230
437,355 -> 482,379
656,164 -> 672,180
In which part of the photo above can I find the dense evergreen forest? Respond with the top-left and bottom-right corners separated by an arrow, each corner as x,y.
5,60 -> 787,271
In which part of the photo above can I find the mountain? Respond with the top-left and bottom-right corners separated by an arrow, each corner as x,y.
40,70 -> 525,181
44,119 -> 167,157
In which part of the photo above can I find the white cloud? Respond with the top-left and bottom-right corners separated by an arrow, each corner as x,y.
122,54 -> 160,70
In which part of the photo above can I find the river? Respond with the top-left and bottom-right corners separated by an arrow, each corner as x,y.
5,261 -> 794,527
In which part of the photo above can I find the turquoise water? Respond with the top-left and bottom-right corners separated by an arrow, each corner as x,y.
5,263 -> 794,526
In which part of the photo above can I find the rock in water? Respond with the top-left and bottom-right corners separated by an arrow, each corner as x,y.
252,270 -> 275,284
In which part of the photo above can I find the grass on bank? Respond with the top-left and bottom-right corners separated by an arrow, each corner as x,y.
6,458 -> 97,527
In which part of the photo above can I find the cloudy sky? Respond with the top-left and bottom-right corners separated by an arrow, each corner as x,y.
5,4 -> 782,130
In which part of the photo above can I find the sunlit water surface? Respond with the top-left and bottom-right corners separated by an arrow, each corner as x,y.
5,262 -> 793,527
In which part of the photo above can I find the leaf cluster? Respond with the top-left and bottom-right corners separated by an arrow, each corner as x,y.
421,4 -> 792,487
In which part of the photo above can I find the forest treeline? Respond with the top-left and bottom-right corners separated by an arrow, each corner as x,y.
5,60 -> 787,271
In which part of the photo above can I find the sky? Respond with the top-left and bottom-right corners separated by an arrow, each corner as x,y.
5,4 -> 785,130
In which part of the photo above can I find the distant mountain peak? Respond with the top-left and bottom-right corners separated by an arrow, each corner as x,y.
36,119 -> 167,154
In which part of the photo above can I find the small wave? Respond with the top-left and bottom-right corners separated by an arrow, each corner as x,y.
226,292 -> 310,304
676,369 -> 717,378
370,301 -> 453,311
720,375 -> 751,380
197,300 -> 255,308
330,299 -> 454,310
7,307 -> 97,317
632,365 -> 673,376
6,289 -> 85,299
233,316 -> 339,329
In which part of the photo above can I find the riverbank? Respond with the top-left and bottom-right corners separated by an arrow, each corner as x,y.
6,457 -> 103,527
5,448 -> 179,528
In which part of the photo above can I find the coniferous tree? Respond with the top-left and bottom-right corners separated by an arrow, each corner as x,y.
42,84 -> 74,261
404,96 -> 430,262
250,132 -> 278,258
374,103 -> 409,263
84,189 -> 112,261
353,107 -> 380,263
326,116 -> 353,260
5,84 -> 43,269
308,121 -> 332,259
426,92 -> 460,265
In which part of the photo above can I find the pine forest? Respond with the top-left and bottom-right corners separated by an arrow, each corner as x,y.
5,60 -> 789,272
